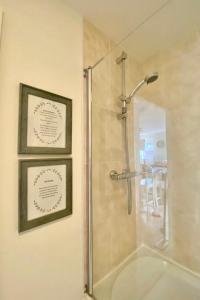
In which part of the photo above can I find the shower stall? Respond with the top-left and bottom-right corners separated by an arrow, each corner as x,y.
84,0 -> 200,299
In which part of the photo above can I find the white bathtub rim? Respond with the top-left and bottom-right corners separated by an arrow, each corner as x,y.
94,243 -> 200,290
94,244 -> 144,289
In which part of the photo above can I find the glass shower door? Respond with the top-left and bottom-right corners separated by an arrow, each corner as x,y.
87,1 -> 200,299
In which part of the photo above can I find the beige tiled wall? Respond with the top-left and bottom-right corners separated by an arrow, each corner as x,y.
84,20 -> 141,283
140,31 -> 200,274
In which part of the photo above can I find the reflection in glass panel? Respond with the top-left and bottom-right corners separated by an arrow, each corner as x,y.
134,98 -> 169,250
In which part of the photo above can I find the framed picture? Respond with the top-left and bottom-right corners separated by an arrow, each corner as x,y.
19,159 -> 72,232
18,84 -> 72,154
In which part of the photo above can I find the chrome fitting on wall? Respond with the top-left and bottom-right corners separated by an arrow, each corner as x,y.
110,170 -> 140,180
116,51 -> 128,64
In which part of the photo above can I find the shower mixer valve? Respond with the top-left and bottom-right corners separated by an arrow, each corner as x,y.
110,170 -> 140,180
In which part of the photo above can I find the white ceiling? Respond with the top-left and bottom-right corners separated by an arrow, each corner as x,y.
66,0 -> 200,62
121,0 -> 200,63
66,0 -> 169,42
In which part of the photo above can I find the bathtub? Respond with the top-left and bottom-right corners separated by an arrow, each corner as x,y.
94,246 -> 200,300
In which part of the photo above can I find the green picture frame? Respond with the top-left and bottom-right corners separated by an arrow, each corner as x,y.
18,83 -> 72,154
19,158 -> 72,232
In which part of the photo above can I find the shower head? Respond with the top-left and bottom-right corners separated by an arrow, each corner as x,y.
126,72 -> 159,103
145,72 -> 159,84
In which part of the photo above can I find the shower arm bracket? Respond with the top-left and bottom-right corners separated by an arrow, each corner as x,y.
117,112 -> 128,120
116,51 -> 127,65
119,95 -> 127,102
125,96 -> 131,104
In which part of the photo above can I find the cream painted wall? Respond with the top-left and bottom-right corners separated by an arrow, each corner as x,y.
0,1 -> 84,299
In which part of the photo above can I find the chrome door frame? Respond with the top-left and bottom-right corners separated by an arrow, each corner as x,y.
84,66 -> 93,297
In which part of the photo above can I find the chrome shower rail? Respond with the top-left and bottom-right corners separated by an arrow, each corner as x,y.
114,51 -> 133,215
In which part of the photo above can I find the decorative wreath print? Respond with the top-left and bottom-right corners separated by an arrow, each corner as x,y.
33,101 -> 63,145
33,168 -> 63,214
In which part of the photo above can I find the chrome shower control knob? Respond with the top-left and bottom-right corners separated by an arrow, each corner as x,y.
110,170 -> 118,180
